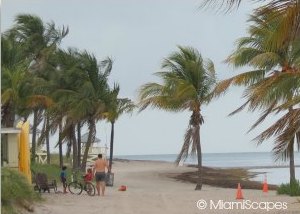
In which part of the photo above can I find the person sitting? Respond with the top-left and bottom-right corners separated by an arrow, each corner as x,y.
84,168 -> 93,182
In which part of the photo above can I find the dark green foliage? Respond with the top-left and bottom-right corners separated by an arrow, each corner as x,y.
277,180 -> 300,196
1,168 -> 40,214
31,163 -> 72,182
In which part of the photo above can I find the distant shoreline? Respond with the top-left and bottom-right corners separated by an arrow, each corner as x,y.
186,164 -> 300,170
113,158 -> 300,170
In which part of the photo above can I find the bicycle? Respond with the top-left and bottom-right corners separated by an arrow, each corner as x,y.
68,169 -> 95,196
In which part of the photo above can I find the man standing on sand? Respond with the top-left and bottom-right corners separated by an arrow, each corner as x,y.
93,154 -> 109,196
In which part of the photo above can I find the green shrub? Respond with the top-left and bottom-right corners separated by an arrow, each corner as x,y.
31,163 -> 73,182
277,180 -> 300,196
1,168 -> 41,214
31,163 -> 61,180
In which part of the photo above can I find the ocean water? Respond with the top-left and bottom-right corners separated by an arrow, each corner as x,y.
115,152 -> 300,185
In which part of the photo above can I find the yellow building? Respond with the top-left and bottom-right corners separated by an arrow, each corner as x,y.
1,127 -> 21,168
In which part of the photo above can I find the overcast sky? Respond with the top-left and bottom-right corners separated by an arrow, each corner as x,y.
2,0 -> 279,155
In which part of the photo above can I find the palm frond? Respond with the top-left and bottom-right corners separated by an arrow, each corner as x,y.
199,0 -> 242,12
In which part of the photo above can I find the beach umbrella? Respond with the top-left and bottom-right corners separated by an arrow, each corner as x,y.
17,120 -> 32,183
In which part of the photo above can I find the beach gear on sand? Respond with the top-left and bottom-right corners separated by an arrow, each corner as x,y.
118,185 -> 127,191
34,173 -> 57,193
236,183 -> 244,200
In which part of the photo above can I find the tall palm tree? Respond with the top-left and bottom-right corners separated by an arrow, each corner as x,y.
213,11 -> 300,183
104,85 -> 135,172
139,46 -> 217,190
53,49 -> 113,170
49,48 -> 89,170
7,14 -> 68,163
77,52 -> 113,171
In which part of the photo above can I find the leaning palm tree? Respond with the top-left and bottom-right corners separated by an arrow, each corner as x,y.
7,14 -> 68,163
48,48 -> 91,170
104,85 -> 135,172
73,51 -> 113,171
138,46 -> 217,190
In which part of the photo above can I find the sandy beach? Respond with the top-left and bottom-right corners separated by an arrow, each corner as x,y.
32,160 -> 300,214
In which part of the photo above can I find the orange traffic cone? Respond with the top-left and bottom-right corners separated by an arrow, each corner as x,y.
263,175 -> 268,193
236,183 -> 244,200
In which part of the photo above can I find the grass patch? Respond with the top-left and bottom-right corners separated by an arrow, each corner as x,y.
1,168 -> 41,214
31,163 -> 62,181
49,153 -> 72,166
31,162 -> 76,184
2,155 -> 76,213
31,153 -> 74,181
277,180 -> 300,196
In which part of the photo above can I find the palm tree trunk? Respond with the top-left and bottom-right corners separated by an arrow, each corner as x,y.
108,122 -> 115,173
58,122 -> 63,168
289,137 -> 296,184
71,124 -> 78,170
195,124 -> 202,190
77,123 -> 82,169
288,107 -> 296,184
31,109 -> 38,163
1,103 -> 15,127
81,119 -> 96,171
37,118 -> 46,148
46,116 -> 50,164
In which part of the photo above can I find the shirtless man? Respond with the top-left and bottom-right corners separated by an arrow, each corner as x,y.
93,154 -> 109,196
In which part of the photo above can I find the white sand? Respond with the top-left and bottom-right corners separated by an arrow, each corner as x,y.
33,160 -> 300,214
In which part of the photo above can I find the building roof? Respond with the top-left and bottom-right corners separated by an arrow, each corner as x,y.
81,133 -> 101,144
1,127 -> 21,134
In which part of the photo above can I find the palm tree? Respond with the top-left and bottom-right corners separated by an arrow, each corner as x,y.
213,11 -> 300,183
104,85 -> 135,172
139,46 -> 217,190
77,52 -> 113,171
48,48 -> 88,170
47,104 -> 65,168
1,35 -> 29,127
53,49 -> 113,170
244,72 -> 300,184
7,14 -> 68,163
10,14 -> 68,75
200,1 -> 300,49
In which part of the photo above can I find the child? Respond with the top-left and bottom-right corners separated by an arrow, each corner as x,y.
60,166 -> 67,193
84,168 -> 93,182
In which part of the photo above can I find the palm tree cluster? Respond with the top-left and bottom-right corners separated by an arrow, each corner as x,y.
1,14 -> 134,171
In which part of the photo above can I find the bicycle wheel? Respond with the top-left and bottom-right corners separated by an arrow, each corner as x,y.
85,182 -> 95,196
68,182 -> 82,195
